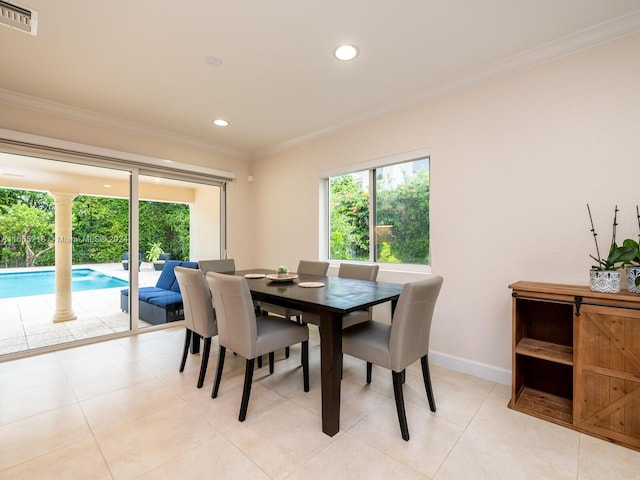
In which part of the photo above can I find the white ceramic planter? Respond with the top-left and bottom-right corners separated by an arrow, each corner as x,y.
626,266 -> 640,294
590,270 -> 621,293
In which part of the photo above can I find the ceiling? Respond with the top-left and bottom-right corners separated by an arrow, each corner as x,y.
1,1 -> 640,160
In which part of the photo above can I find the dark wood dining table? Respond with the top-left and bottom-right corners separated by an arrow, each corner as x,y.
235,269 -> 404,436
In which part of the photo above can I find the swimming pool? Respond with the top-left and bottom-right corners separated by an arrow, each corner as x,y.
0,268 -> 128,299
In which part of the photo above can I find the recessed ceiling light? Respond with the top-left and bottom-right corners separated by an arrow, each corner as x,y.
103,184 -> 111,188
334,44 -> 359,61
213,119 -> 229,127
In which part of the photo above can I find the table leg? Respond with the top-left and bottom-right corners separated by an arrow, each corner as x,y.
318,311 -> 342,436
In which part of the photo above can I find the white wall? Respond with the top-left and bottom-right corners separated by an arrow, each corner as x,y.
189,184 -> 221,261
249,32 -> 640,383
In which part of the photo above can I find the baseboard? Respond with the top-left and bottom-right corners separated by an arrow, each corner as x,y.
429,350 -> 511,385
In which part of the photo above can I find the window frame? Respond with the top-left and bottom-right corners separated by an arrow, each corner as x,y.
322,148 -> 431,272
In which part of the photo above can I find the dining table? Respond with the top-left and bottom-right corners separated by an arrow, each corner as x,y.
235,268 -> 404,437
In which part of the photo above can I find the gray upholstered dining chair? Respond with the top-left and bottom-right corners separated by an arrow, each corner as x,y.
199,257 -> 280,369
341,275 -> 443,441
198,258 -> 236,274
302,262 -> 379,329
174,266 -> 218,388
206,271 -> 310,421
337,263 -> 379,328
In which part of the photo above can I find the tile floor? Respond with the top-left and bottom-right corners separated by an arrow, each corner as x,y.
1,326 -> 640,479
0,263 -> 160,355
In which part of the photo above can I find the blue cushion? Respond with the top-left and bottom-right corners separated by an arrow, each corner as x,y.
156,260 -> 182,289
148,291 -> 184,309
121,287 -> 181,302
122,260 -> 199,308
138,287 -> 177,302
169,261 -> 199,292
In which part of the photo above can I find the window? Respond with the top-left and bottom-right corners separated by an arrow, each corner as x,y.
328,155 -> 430,265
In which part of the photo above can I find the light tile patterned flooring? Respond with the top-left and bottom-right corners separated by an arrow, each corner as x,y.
1,326 -> 640,479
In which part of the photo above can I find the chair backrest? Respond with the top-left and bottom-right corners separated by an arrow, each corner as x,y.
297,260 -> 329,276
389,275 -> 443,371
206,272 -> 257,358
338,263 -> 380,319
199,259 -> 236,274
338,263 -> 379,281
174,266 -> 218,338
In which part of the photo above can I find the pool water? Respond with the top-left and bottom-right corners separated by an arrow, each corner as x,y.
0,268 -> 128,299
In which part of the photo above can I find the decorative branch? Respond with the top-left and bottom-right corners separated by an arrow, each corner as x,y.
587,203 -> 601,263
611,204 -> 619,250
637,205 -> 640,242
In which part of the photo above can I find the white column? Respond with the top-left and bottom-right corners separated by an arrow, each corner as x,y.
50,192 -> 77,323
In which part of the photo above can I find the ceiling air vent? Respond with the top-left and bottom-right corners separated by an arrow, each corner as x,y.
0,1 -> 37,35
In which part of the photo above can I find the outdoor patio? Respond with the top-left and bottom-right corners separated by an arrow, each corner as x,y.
0,262 -> 163,356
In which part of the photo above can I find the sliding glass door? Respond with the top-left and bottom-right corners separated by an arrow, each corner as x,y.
0,152 -> 225,355
135,173 -> 222,330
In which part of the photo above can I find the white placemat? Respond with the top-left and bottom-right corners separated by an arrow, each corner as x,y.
298,281 -> 325,288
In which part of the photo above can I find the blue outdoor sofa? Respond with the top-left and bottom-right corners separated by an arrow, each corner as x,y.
120,260 -> 198,325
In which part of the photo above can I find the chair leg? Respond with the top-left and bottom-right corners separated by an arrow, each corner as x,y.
302,340 -> 309,392
179,329 -> 192,372
269,352 -> 275,374
197,337 -> 211,388
190,332 -> 201,354
211,346 -> 226,398
285,346 -> 290,358
257,355 -> 262,368
392,371 -> 410,441
366,362 -> 372,384
239,358 -> 255,421
421,355 -> 436,412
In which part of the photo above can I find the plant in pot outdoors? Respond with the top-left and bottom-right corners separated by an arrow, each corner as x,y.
146,241 -> 164,263
621,205 -> 640,294
587,204 -> 636,293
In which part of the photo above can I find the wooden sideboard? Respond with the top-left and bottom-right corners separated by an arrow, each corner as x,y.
509,281 -> 640,451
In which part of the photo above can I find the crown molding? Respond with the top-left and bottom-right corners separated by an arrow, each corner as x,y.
258,10 -> 640,159
0,89 -> 250,161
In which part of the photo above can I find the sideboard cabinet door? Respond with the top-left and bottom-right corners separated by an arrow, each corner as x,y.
574,304 -> 640,449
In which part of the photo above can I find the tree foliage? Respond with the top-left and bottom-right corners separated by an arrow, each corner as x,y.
0,189 -> 190,268
376,169 -> 430,264
139,200 -> 190,261
329,175 -> 369,261
0,201 -> 55,267
329,168 -> 430,265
